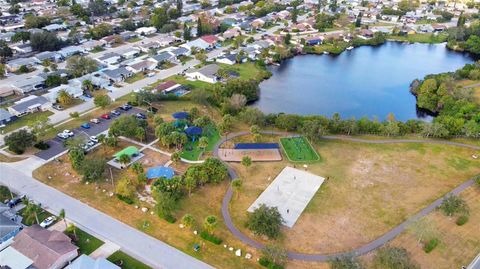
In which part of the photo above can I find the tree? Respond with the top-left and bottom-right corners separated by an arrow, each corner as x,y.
30,32 -> 62,52
130,162 -> 144,175
82,79 -> 94,92
231,178 -> 242,199
246,204 -> 284,239
261,244 -> 288,267
94,94 -> 112,109
57,90 -> 73,105
5,130 -> 36,154
68,146 -> 85,171
374,247 -> 419,269
241,156 -> 252,169
89,23 -> 113,39
181,214 -> 195,229
118,154 -> 131,167
25,15 -> 50,29
203,215 -> 218,234
80,158 -> 106,182
183,23 -> 191,41
355,12 -> 363,27
330,255 -> 364,269
439,195 -> 468,217
198,136 -> 209,151
66,56 -> 98,77
59,209 -> 68,229
202,158 -> 228,183
22,199 -> 42,224
0,64 -> 5,78
66,223 -> 77,238
28,117 -> 53,138
0,41 -> 12,59
110,115 -> 147,139
176,0 -> 183,13
11,31 -> 30,43
195,52 -> 208,64
171,151 -> 181,163
116,177 -> 136,199
154,191 -> 177,219
88,0 -> 108,16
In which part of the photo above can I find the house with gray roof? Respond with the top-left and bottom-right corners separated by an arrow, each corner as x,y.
0,108 -> 13,125
8,95 -> 51,117
170,46 -> 190,56
102,67 -> 133,83
65,254 -> 120,269
98,52 -> 122,65
185,64 -> 220,84
6,57 -> 39,72
34,51 -> 63,63
149,51 -> 175,64
10,75 -> 46,94
58,45 -> 84,58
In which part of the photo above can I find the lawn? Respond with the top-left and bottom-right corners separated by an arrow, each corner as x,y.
2,110 -> 54,133
180,127 -> 220,161
229,139 -> 480,256
125,73 -> 146,84
66,227 -> 104,255
217,62 -> 271,81
108,251 -> 153,269
90,46 -> 106,53
387,186 -> 480,269
152,75 -> 212,91
280,136 -> 320,162
127,37 -> 142,43
388,33 -> 448,44
18,207 -> 54,226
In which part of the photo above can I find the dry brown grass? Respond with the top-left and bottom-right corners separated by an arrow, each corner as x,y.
387,186 -> 480,269
33,141 -> 263,269
0,153 -> 27,162
230,139 -> 480,255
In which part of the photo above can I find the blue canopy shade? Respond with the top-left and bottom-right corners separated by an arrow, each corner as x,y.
146,166 -> 175,180
185,126 -> 203,136
172,111 -> 189,120
234,143 -> 279,149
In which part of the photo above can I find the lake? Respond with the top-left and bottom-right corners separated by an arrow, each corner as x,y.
253,42 -> 475,121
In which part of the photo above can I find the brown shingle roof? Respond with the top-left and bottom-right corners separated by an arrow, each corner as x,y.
11,225 -> 78,269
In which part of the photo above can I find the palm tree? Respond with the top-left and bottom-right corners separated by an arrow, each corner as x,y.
171,151 -> 180,163
241,156 -> 252,170
118,154 -> 131,168
198,136 -> 209,151
57,90 -> 73,105
203,215 -> 218,235
22,198 -> 41,225
59,209 -> 67,229
130,163 -> 143,175
67,223 -> 77,239
82,79 -> 94,92
181,214 -> 195,229
231,178 -> 243,199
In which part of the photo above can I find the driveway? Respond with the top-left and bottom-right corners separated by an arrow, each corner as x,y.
35,107 -> 142,161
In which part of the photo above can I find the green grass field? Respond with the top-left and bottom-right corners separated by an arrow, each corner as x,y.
66,228 -> 104,255
2,110 -> 53,133
280,136 -> 320,162
108,251 -> 153,269
180,127 -> 220,161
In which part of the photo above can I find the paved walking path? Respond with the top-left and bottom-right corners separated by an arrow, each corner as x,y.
90,240 -> 121,259
214,131 -> 480,261
0,163 -> 213,269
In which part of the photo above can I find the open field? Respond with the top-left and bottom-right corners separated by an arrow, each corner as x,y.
2,110 -> 53,133
33,141 -> 263,269
280,136 -> 320,162
108,251 -> 153,269
229,139 -> 480,255
387,185 -> 480,269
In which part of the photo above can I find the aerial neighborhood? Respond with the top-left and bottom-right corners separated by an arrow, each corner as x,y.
0,0 -> 479,268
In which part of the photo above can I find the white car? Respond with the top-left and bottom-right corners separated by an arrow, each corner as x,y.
90,136 -> 98,143
62,130 -> 74,137
39,216 -> 56,228
57,132 -> 69,139
90,118 -> 100,124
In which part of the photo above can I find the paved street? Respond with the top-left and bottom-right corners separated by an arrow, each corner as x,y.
0,163 -> 214,269
35,107 -> 142,160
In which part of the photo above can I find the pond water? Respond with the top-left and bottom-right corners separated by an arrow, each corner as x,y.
253,42 -> 475,121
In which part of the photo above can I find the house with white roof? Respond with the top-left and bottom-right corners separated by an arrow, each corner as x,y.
10,76 -> 46,94
135,26 -> 157,36
185,64 -> 220,83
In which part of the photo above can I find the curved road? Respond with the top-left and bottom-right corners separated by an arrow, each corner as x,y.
214,131 -> 480,261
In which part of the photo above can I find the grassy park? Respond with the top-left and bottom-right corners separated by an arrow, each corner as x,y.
280,136 -> 320,162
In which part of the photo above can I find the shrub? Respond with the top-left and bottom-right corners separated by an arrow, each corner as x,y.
199,231 -> 222,244
70,112 -> 80,118
456,214 -> 469,226
163,214 -> 176,223
34,141 -> 50,150
116,194 -> 134,205
246,204 -> 284,239
374,246 -> 419,269
423,238 -> 439,253
258,257 -> 284,269
439,195 -> 469,216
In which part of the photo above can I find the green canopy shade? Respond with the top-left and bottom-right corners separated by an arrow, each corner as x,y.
113,146 -> 139,159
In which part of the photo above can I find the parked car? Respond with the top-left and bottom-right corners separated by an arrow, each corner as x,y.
7,195 -> 25,208
52,104 -> 64,110
57,132 -> 69,139
81,123 -> 90,129
120,104 -> 132,111
39,216 -> 56,228
90,118 -> 100,124
146,72 -> 155,77
83,93 -> 93,98
111,110 -> 121,116
136,113 -> 146,119
90,136 -> 98,143
101,114 -> 111,120
62,130 -> 74,137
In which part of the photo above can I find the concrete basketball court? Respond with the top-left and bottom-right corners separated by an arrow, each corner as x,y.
218,148 -> 282,162
247,166 -> 325,228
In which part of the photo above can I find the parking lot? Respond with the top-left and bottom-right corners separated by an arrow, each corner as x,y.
35,107 -> 143,161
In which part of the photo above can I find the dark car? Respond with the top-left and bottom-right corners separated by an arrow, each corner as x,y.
101,114 -> 111,120
120,104 -> 132,111
7,195 -> 25,208
136,113 -> 147,119
84,93 -> 93,98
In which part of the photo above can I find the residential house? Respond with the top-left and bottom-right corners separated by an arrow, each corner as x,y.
102,67 -> 133,83
6,57 -> 39,72
42,23 -> 67,32
0,246 -> 34,269
0,32 -> 15,42
223,27 -> 242,39
250,18 -> 265,29
135,41 -> 161,53
154,80 -> 182,93
432,23 -> 447,32
181,38 -> 211,51
76,73 -> 111,89
117,47 -> 140,59
126,60 -> 156,73
8,95 -> 51,117
98,52 -> 122,65
216,53 -> 245,65
65,254 -> 120,269
185,64 -> 220,83
101,35 -> 118,47
170,46 -> 190,57
0,109 -> 13,125
304,36 -> 324,46
154,35 -> 177,47
119,31 -> 137,41
58,46 -> 84,58
44,83 -> 83,103
135,26 -> 157,36
11,43 -> 32,54
0,205 -> 22,248
7,225 -> 78,269
81,40 -> 107,51
10,76 -> 46,94
34,51 -> 63,63
0,86 -> 17,98
149,51 -> 175,64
